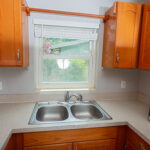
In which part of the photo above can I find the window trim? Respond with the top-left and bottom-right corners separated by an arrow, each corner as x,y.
34,31 -> 97,90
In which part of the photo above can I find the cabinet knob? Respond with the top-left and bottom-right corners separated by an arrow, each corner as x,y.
17,49 -> 20,64
116,52 -> 119,65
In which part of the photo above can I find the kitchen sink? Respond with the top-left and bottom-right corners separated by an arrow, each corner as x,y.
29,101 -> 112,125
36,106 -> 69,121
71,104 -> 103,120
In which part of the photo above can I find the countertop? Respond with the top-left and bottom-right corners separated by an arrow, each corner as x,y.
0,100 -> 150,150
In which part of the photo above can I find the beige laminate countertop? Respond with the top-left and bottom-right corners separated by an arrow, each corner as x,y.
0,100 -> 150,150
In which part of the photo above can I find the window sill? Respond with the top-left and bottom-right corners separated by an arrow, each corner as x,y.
35,88 -> 96,93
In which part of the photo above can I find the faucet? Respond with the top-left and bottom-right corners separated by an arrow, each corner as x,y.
64,91 -> 83,102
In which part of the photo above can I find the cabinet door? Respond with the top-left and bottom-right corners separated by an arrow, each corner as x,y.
73,139 -> 116,150
139,2 -> 150,70
126,140 -> 138,150
0,0 -> 18,66
126,128 -> 149,150
24,143 -> 72,150
102,2 -> 142,69
0,0 -> 28,67
115,2 -> 142,68
4,135 -> 15,150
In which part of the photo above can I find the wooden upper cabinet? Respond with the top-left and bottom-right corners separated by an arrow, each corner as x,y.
0,0 -> 29,67
73,139 -> 116,150
102,2 -> 142,69
139,2 -> 150,70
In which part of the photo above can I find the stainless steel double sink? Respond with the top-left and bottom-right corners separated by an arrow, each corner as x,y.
29,101 -> 112,125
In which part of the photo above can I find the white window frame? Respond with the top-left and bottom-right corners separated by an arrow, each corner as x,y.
34,22 -> 98,90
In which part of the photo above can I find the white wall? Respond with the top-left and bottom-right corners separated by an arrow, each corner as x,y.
0,0 -> 146,94
27,0 -> 147,13
139,71 -> 150,95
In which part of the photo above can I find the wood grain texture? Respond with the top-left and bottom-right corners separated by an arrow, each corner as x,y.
73,139 -> 116,150
102,2 -> 142,69
139,2 -> 150,70
4,134 -> 23,150
29,8 -> 105,19
0,0 -> 17,66
126,139 -> 138,150
15,134 -> 23,150
24,127 -> 118,147
102,3 -> 117,68
126,127 -> 149,150
115,2 -> 142,68
116,126 -> 127,150
4,135 -> 16,150
24,143 -> 72,150
0,0 -> 29,67
21,0 -> 29,67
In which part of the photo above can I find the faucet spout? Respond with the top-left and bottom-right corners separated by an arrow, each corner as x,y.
64,91 -> 83,102
64,91 -> 70,102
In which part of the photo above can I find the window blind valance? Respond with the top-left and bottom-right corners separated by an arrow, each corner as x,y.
34,25 -> 98,40
34,18 -> 99,40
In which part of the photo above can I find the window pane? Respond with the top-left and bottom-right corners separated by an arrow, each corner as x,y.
43,38 -> 90,56
42,59 -> 89,83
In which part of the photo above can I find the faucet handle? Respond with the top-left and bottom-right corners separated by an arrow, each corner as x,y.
76,93 -> 83,101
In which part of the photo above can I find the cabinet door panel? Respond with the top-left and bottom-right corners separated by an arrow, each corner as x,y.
0,0 -> 17,66
4,135 -> 15,150
139,3 -> 150,70
73,139 -> 116,150
102,2 -> 142,69
0,0 -> 28,67
126,140 -> 137,150
14,0 -> 23,66
24,143 -> 72,150
115,2 -> 142,68
126,128 -> 149,150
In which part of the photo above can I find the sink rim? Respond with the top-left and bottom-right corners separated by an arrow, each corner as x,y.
29,101 -> 112,125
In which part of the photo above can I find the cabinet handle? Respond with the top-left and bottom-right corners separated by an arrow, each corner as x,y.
17,49 -> 20,64
75,145 -> 78,150
116,52 -> 119,65
69,145 -> 71,150
140,143 -> 146,150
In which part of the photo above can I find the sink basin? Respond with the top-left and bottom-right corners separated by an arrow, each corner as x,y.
71,104 -> 103,120
36,106 -> 68,121
29,101 -> 112,125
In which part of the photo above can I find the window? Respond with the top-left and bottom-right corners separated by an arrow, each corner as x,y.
34,22 -> 98,89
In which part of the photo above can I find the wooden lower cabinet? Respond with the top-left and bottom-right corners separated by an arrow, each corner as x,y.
4,135 -> 15,150
4,134 -> 23,150
73,139 -> 116,150
125,128 -> 150,150
24,143 -> 72,150
4,126 -> 150,150
126,140 -> 137,150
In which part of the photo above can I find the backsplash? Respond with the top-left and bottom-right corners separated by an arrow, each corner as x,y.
0,92 -> 137,103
